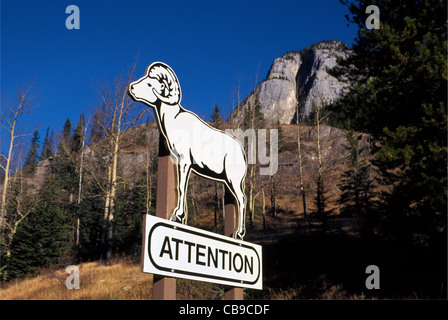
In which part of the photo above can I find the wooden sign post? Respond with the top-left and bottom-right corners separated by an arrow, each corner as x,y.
224,191 -> 244,300
152,137 -> 177,300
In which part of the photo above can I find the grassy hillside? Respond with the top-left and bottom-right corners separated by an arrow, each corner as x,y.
0,240 -> 358,300
1,209 -> 445,300
0,257 -> 152,300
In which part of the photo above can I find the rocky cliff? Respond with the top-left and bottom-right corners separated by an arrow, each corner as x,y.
231,40 -> 352,125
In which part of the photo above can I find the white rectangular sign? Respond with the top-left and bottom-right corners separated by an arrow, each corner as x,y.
142,215 -> 263,290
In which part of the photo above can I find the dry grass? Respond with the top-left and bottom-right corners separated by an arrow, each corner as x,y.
0,257 -> 228,300
0,256 -> 375,300
0,257 -> 153,300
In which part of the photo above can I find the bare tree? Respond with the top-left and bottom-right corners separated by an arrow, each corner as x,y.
245,69 -> 263,230
0,138 -> 40,281
312,98 -> 331,219
144,120 -> 154,216
133,116 -> 157,217
270,176 -> 277,217
262,186 -> 266,231
75,117 -> 90,247
88,65 -> 146,261
296,103 -> 307,218
2,152 -> 37,269
0,81 -> 34,232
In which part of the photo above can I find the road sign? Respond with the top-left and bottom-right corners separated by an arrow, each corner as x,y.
129,62 -> 248,240
142,215 -> 263,290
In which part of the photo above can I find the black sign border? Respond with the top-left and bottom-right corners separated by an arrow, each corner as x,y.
147,221 -> 262,287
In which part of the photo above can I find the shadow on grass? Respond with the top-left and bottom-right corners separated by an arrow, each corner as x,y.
247,217 -> 446,300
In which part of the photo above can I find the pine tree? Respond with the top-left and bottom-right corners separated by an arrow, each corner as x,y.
52,118 -> 78,251
332,0 -> 447,238
41,126 -> 54,160
337,130 -> 376,218
53,118 -> 76,198
58,118 -> 72,155
7,172 -> 72,279
89,105 -> 105,144
76,180 -> 104,260
210,104 -> 223,127
23,130 -> 40,176
113,181 -> 145,256
71,113 -> 85,153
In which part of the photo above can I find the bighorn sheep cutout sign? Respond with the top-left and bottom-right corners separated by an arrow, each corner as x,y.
128,62 -> 247,240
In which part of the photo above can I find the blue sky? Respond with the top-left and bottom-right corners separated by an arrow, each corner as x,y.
1,0 -> 357,154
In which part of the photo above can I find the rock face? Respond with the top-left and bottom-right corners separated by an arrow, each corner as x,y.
231,41 -> 351,125
296,41 -> 351,120
235,52 -> 302,125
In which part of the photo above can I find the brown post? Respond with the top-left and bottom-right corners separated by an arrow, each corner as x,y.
224,189 -> 244,300
152,135 -> 177,300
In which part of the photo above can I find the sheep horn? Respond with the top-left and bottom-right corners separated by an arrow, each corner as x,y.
149,63 -> 181,105
153,87 -> 179,105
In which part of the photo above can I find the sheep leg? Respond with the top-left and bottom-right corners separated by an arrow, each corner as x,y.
233,187 -> 246,240
226,182 -> 246,240
170,161 -> 191,224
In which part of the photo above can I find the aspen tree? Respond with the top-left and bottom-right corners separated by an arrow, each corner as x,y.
0,82 -> 34,232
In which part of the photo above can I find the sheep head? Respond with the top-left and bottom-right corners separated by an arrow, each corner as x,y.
128,62 -> 181,106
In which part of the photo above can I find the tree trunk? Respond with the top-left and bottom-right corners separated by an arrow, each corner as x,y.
145,145 -> 152,215
262,187 -> 266,231
248,101 -> 256,230
101,165 -> 112,260
316,104 -> 324,216
214,181 -> 218,229
0,127 -> 15,232
249,173 -> 254,230
105,125 -> 121,261
0,106 -> 22,232
296,103 -> 307,218
297,121 -> 307,218
270,176 -> 276,217
222,184 -> 225,222
76,155 -> 82,246
190,174 -> 198,222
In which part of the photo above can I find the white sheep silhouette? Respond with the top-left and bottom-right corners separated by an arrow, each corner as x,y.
128,62 -> 247,239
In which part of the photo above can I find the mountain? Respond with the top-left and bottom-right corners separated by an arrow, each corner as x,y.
26,121 -> 369,220
231,40 -> 352,125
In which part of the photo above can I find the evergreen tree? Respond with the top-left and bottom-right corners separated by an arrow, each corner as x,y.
7,173 -> 72,279
113,180 -> 146,256
53,118 -> 76,195
71,113 -> 85,153
23,130 -> 40,175
210,104 -> 223,127
337,130 -> 376,217
52,118 -> 78,250
332,0 -> 447,239
58,118 -> 72,153
76,180 -> 105,260
89,105 -> 105,144
41,126 -> 54,160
